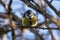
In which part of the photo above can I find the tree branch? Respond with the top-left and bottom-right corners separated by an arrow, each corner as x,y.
44,0 -> 60,16
21,0 -> 60,27
50,0 -> 53,3
17,25 -> 60,30
30,28 -> 44,40
0,0 -> 7,11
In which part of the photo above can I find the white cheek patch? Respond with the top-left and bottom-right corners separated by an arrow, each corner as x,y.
31,15 -> 34,18
25,14 -> 34,19
25,15 -> 30,18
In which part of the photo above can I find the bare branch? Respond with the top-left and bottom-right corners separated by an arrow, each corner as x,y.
37,0 -> 46,9
50,0 -> 53,3
0,0 -> 7,11
17,25 -> 60,30
30,28 -> 44,40
21,0 -> 60,27
7,0 -> 12,14
44,0 -> 60,17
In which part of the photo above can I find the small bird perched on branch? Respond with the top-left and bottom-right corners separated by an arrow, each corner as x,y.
22,10 -> 37,27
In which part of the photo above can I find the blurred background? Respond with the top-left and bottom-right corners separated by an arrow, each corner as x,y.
0,0 -> 60,40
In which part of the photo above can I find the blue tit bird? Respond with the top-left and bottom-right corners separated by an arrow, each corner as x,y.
22,10 -> 37,27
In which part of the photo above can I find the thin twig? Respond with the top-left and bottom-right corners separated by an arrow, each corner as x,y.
44,0 -> 60,16
17,25 -> 60,30
30,28 -> 44,40
50,0 -> 53,3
